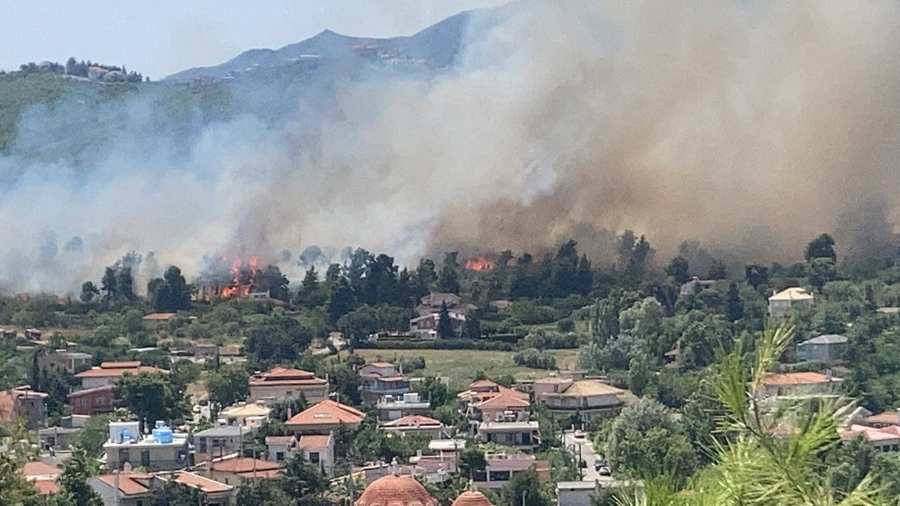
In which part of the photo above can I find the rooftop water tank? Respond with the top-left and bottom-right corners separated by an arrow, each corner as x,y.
152,421 -> 173,444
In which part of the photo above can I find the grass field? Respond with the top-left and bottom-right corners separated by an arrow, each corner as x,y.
353,349 -> 579,390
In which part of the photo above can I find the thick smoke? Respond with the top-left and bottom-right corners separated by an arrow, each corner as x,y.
2,0 -> 900,294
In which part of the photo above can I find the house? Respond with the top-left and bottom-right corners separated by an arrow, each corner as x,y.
796,334 -> 848,362
865,411 -> 900,428
75,362 -> 166,390
68,386 -> 114,415
410,312 -> 466,338
285,399 -> 366,434
382,415 -> 446,439
298,433 -> 335,477
458,380 -> 529,406
415,293 -> 479,316
200,455 -> 281,485
841,424 -> 900,452
265,435 -> 297,462
471,392 -> 531,424
473,453 -> 551,489
38,415 -> 90,450
0,386 -> 48,430
759,372 -> 841,398
376,393 -> 431,422
360,362 -> 410,404
248,367 -> 329,405
534,376 -> 627,421
679,277 -> 716,296
38,350 -> 93,372
22,461 -> 62,495
768,287 -> 814,317
104,421 -> 190,472
193,425 -> 253,458
90,471 -> 233,506
557,480 -> 643,506
477,421 -> 541,452
218,402 -> 272,427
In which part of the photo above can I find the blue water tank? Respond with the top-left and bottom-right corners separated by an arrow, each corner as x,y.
121,429 -> 131,444
152,425 -> 173,444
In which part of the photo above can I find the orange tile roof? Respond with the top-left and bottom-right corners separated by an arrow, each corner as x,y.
142,313 -> 176,321
250,367 -> 326,386
173,472 -> 232,493
211,457 -> 280,473
355,474 -> 438,506
100,361 -> 141,369
476,392 -> 531,409
22,462 -> 61,478
235,468 -> 281,479
286,399 -> 366,427
298,434 -> 332,448
265,436 -> 296,446
383,415 -> 442,428
452,491 -> 494,506
762,372 -> 841,385
76,365 -> 165,378
469,380 -> 498,389
98,473 -> 152,495
33,479 -> 60,495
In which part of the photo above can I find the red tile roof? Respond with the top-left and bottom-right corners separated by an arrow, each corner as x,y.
211,457 -> 280,473
142,313 -> 176,321
98,473 -> 152,496
383,415 -> 442,428
173,472 -> 232,493
22,462 -> 61,479
33,479 -> 60,495
250,367 -> 326,386
762,372 -> 841,385
76,364 -> 166,378
475,392 -> 531,409
355,474 -> 438,506
265,436 -> 296,446
286,399 -> 366,427
866,412 -> 900,426
298,434 -> 332,449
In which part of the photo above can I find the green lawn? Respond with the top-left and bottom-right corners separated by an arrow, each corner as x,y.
353,349 -> 578,391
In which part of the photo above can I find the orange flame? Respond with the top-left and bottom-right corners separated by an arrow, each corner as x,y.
465,256 -> 495,272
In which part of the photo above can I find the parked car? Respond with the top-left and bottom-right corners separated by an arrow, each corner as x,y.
574,430 -> 585,439
598,466 -> 612,476
579,459 -> 587,469
594,458 -> 607,471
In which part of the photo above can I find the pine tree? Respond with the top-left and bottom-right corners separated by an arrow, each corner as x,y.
436,301 -> 455,338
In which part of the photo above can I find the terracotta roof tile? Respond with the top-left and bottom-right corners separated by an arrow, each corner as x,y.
22,462 -> 61,478
286,399 -> 365,426
98,473 -> 152,495
355,474 -> 438,506
298,434 -> 332,448
452,491 -> 494,506
211,457 -> 280,473
763,372 -> 841,385
383,415 -> 442,428
34,479 -> 60,495
173,472 -> 233,493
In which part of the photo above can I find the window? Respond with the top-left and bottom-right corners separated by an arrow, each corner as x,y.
276,452 -> 285,461
309,452 -> 320,464
488,470 -> 510,482
140,450 -> 150,468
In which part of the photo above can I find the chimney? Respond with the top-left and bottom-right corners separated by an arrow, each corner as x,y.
113,471 -> 120,506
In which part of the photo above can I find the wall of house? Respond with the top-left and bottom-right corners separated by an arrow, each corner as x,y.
248,384 -> 328,404
106,444 -> 188,471
81,377 -> 115,390
302,444 -> 335,477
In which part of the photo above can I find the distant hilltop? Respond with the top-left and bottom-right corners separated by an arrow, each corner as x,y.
165,8 -> 502,82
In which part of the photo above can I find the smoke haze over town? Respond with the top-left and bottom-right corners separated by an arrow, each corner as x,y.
2,0 -> 900,293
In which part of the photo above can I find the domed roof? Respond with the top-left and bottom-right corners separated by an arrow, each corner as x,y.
451,490 -> 493,506
354,474 -> 438,506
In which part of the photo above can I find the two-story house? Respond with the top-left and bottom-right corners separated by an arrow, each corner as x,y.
193,425 -> 253,459
376,393 -> 431,422
759,371 -> 841,398
0,386 -> 48,430
796,334 -> 848,362
74,362 -> 166,390
104,421 -> 190,472
534,375 -> 627,422
218,402 -> 271,428
477,420 -> 541,452
768,287 -> 814,317
68,386 -> 114,416
285,399 -> 366,435
360,362 -> 410,404
38,350 -> 93,373
248,367 -> 329,405
90,472 -> 233,506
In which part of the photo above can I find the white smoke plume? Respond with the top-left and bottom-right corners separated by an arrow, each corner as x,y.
2,0 -> 900,294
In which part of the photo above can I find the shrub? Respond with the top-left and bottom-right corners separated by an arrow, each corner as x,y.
513,348 -> 557,369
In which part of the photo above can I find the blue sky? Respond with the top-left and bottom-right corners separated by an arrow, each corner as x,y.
0,0 -> 510,79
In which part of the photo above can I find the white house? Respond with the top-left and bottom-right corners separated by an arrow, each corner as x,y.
768,287 -> 814,317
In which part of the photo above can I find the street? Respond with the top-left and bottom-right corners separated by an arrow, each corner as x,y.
562,431 -> 615,484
